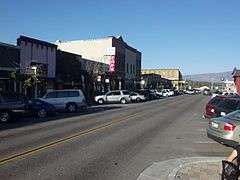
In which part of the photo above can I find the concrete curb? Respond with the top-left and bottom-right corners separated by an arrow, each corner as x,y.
136,157 -> 224,180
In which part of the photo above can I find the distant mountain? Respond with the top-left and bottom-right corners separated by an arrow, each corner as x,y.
183,71 -> 233,83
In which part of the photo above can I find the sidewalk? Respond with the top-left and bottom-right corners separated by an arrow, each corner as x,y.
136,157 -> 224,180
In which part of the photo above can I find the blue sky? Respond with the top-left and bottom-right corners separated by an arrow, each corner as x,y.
1,0 -> 240,75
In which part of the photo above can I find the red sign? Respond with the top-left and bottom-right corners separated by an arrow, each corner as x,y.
97,75 -> 101,82
109,55 -> 115,72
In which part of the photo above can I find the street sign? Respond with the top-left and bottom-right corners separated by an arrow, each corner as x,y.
109,55 -> 115,72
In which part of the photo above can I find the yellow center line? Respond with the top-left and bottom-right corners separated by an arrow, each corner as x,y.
0,111 -> 143,166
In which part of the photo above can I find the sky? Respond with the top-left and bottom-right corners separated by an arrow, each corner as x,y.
1,0 -> 240,75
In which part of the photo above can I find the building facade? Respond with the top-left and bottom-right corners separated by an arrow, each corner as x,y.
0,42 -> 20,94
141,69 -> 183,90
56,36 -> 141,90
17,36 -> 57,97
56,50 -> 108,101
141,73 -> 172,89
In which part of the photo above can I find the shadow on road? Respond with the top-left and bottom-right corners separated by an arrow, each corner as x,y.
0,106 -> 122,131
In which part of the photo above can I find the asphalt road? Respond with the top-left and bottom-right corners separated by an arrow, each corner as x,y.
0,95 -> 233,180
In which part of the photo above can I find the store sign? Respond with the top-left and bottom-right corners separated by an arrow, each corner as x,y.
109,55 -> 115,72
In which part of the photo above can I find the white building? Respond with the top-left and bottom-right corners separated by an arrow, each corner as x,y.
224,79 -> 236,93
56,36 -> 141,90
17,35 -> 57,96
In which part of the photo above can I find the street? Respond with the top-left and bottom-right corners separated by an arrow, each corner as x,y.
0,95 -> 232,180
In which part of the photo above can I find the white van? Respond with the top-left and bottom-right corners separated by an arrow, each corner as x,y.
41,89 -> 87,112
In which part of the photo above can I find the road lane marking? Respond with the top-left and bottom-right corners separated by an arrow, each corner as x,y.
0,112 -> 142,166
0,96 -> 199,166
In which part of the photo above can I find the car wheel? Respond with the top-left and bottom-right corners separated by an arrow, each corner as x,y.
37,109 -> 47,118
136,97 -> 141,103
66,103 -> 77,113
120,98 -> 127,104
0,112 -> 10,122
98,99 -> 104,104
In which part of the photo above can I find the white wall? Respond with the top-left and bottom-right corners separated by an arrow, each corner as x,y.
56,38 -> 113,65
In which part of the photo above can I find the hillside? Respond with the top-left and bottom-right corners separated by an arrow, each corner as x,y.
183,71 -> 233,83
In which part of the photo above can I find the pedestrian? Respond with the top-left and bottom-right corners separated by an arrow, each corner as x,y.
222,145 -> 240,180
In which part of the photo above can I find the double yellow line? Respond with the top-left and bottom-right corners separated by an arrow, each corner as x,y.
0,112 -> 142,166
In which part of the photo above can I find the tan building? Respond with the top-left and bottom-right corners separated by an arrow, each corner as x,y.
141,69 -> 183,90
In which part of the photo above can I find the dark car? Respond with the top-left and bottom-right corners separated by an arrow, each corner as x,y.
27,99 -> 56,118
204,95 -> 228,118
0,96 -> 56,122
137,89 -> 154,101
203,89 -> 212,96
213,98 -> 240,117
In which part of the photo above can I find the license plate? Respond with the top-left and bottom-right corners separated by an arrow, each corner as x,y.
211,122 -> 219,128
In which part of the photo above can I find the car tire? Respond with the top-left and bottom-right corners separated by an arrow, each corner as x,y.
120,98 -> 127,104
37,108 -> 47,118
98,99 -> 104,104
0,112 -> 10,122
66,103 -> 77,113
136,97 -> 141,103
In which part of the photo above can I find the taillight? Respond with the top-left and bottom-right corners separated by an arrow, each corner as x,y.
224,123 -> 236,131
206,105 -> 216,116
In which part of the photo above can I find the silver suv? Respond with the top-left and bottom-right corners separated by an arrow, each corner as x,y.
41,89 -> 87,112
95,90 -> 131,104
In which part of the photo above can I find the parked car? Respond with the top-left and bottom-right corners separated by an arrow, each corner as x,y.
40,89 -> 87,113
149,89 -> 161,99
95,90 -> 131,104
160,89 -> 174,97
203,89 -> 212,96
136,89 -> 154,101
0,97 -> 56,122
173,90 -> 183,96
204,95 -> 229,118
28,99 -> 56,118
211,90 -> 223,98
185,89 -> 195,95
207,110 -> 240,147
130,92 -> 146,102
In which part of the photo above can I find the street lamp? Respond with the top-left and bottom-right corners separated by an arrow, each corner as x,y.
140,79 -> 145,89
31,65 -> 38,98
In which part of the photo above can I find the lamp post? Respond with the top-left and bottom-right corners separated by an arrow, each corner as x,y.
31,65 -> 38,98
140,79 -> 145,89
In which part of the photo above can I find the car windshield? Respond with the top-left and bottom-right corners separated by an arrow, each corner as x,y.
208,97 -> 224,106
219,99 -> 238,110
